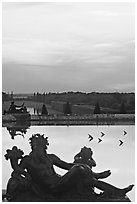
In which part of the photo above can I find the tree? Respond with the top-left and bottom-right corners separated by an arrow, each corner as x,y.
94,102 -> 101,114
120,102 -> 126,114
10,91 -> 13,100
41,104 -> 48,115
43,92 -> 46,103
64,101 -> 72,115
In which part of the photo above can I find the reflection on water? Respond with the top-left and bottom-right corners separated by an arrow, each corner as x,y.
6,121 -> 30,140
2,125 -> 135,201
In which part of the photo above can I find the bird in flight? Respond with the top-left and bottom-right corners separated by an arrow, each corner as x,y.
88,134 -> 94,141
123,130 -> 127,135
98,138 -> 102,143
101,132 -> 105,137
119,140 -> 124,146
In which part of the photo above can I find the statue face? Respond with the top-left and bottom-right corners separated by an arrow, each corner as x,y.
31,141 -> 37,149
80,147 -> 93,158
74,146 -> 96,167
29,134 -> 49,150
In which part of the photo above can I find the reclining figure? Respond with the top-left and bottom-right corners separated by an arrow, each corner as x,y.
4,134 -> 134,201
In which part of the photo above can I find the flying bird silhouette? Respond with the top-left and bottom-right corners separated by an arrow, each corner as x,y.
88,134 -> 93,141
98,138 -> 102,143
101,131 -> 105,137
119,140 -> 124,146
123,130 -> 127,135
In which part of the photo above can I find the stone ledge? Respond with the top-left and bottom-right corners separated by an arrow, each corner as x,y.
2,189 -> 131,202
2,114 -> 135,125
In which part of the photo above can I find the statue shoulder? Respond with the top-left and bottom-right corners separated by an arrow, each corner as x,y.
22,155 -> 30,160
48,154 -> 61,162
19,155 -> 30,165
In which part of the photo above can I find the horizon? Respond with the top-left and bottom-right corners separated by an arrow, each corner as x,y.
2,90 -> 135,95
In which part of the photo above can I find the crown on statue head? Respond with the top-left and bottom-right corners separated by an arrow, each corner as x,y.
29,133 -> 49,149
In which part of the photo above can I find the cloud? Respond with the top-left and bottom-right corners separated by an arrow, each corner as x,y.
2,2 -> 135,92
3,37 -> 134,66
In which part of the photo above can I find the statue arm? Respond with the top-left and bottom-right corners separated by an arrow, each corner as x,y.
50,154 -> 74,170
7,156 -> 31,182
19,156 -> 29,168
18,156 -> 31,180
92,170 -> 111,179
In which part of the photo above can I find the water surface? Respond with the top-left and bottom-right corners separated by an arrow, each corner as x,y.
2,125 -> 135,201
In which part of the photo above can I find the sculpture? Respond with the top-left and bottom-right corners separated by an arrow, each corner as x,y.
4,134 -> 134,202
7,101 -> 28,114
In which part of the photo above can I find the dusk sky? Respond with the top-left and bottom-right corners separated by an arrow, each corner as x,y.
2,2 -> 135,93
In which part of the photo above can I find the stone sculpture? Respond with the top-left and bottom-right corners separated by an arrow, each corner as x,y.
4,133 -> 134,202
7,102 -> 28,114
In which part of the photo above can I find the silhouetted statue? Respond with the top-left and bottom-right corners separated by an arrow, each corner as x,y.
4,134 -> 134,202
8,102 -> 25,114
41,104 -> 48,115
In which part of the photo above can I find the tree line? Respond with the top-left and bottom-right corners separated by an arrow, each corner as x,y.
2,91 -> 135,114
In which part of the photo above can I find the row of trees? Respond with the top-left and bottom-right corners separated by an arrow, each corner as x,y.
64,101 -> 127,115
2,91 -> 134,114
31,92 -> 134,114
32,101 -> 127,115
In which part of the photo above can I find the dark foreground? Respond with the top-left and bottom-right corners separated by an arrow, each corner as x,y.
2,189 -> 131,202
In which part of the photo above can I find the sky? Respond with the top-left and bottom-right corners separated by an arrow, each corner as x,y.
2,2 -> 135,93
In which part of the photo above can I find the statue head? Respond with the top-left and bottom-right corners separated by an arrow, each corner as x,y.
29,133 -> 49,150
74,146 -> 96,167
79,146 -> 93,158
